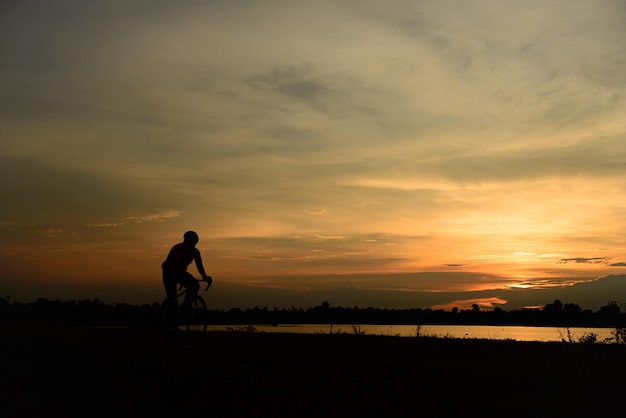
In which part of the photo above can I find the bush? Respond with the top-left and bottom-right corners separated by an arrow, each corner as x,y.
578,333 -> 598,344
611,327 -> 626,345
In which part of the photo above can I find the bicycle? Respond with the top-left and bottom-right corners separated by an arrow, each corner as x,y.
160,278 -> 211,340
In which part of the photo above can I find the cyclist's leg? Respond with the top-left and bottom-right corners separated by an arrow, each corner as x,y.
162,272 -> 178,328
179,272 -> 199,306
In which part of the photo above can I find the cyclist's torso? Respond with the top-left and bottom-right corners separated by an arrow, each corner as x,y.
162,242 -> 200,274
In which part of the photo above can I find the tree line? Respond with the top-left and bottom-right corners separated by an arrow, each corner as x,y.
1,296 -> 624,328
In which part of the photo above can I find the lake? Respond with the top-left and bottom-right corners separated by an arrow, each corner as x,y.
207,323 -> 618,342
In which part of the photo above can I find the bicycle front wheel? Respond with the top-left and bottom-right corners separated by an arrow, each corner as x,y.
181,295 -> 208,337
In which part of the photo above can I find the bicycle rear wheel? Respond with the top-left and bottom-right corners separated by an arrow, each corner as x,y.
180,294 -> 208,338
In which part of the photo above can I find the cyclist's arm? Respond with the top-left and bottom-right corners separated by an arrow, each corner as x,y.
194,251 -> 211,282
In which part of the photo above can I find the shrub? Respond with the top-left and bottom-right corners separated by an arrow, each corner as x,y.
611,327 -> 626,345
578,332 -> 598,344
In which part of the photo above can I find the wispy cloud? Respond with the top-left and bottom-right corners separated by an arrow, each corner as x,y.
85,211 -> 183,228
304,209 -> 331,216
557,258 -> 610,265
0,220 -> 29,228
507,278 -> 593,289
430,297 -> 508,311
125,211 -> 183,223
84,223 -> 124,228
37,228 -> 68,238
314,234 -> 345,240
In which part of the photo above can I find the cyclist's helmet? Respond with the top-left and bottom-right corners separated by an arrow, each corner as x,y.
183,230 -> 199,244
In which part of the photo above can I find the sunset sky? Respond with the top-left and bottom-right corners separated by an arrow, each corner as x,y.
2,0 -> 626,310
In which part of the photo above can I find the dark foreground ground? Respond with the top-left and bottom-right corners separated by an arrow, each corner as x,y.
1,326 -> 625,417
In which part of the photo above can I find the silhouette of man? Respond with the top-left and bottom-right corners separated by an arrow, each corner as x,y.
162,231 -> 212,327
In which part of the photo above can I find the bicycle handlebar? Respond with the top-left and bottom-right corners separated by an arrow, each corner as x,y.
177,277 -> 212,292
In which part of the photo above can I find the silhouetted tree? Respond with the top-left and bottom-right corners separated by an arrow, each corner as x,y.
0,296 -> 10,321
543,299 -> 563,313
2,295 -> 625,328
563,303 -> 581,314
600,301 -> 621,315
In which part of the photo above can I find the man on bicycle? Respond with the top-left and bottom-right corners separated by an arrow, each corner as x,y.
162,231 -> 212,324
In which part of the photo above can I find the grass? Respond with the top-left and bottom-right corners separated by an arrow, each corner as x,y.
2,325 -> 625,417
558,326 -> 626,344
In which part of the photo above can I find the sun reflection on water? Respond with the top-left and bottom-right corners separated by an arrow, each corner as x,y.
206,324 -> 616,342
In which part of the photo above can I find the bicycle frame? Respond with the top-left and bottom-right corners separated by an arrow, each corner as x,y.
175,278 -> 211,302
161,278 -> 211,339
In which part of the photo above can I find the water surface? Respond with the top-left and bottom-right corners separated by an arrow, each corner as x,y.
207,324 -> 617,342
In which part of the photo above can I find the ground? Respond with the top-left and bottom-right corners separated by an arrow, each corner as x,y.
1,326 -> 625,417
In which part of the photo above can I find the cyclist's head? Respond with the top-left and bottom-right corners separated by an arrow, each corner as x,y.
183,230 -> 199,246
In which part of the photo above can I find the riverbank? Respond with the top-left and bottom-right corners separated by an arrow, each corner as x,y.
2,326 -> 625,417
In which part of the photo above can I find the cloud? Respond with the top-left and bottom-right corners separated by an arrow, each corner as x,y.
84,223 -> 124,228
557,258 -> 610,265
506,278 -> 592,289
83,211 -> 183,231
125,211 -> 183,223
313,234 -> 344,240
37,228 -> 68,238
0,221 -> 30,229
430,296 -> 508,311
304,209 -> 331,216
249,66 -> 329,102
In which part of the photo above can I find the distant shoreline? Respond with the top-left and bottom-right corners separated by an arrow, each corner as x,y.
3,297 -> 625,329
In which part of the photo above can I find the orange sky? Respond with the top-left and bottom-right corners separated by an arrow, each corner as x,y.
2,0 -> 626,310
